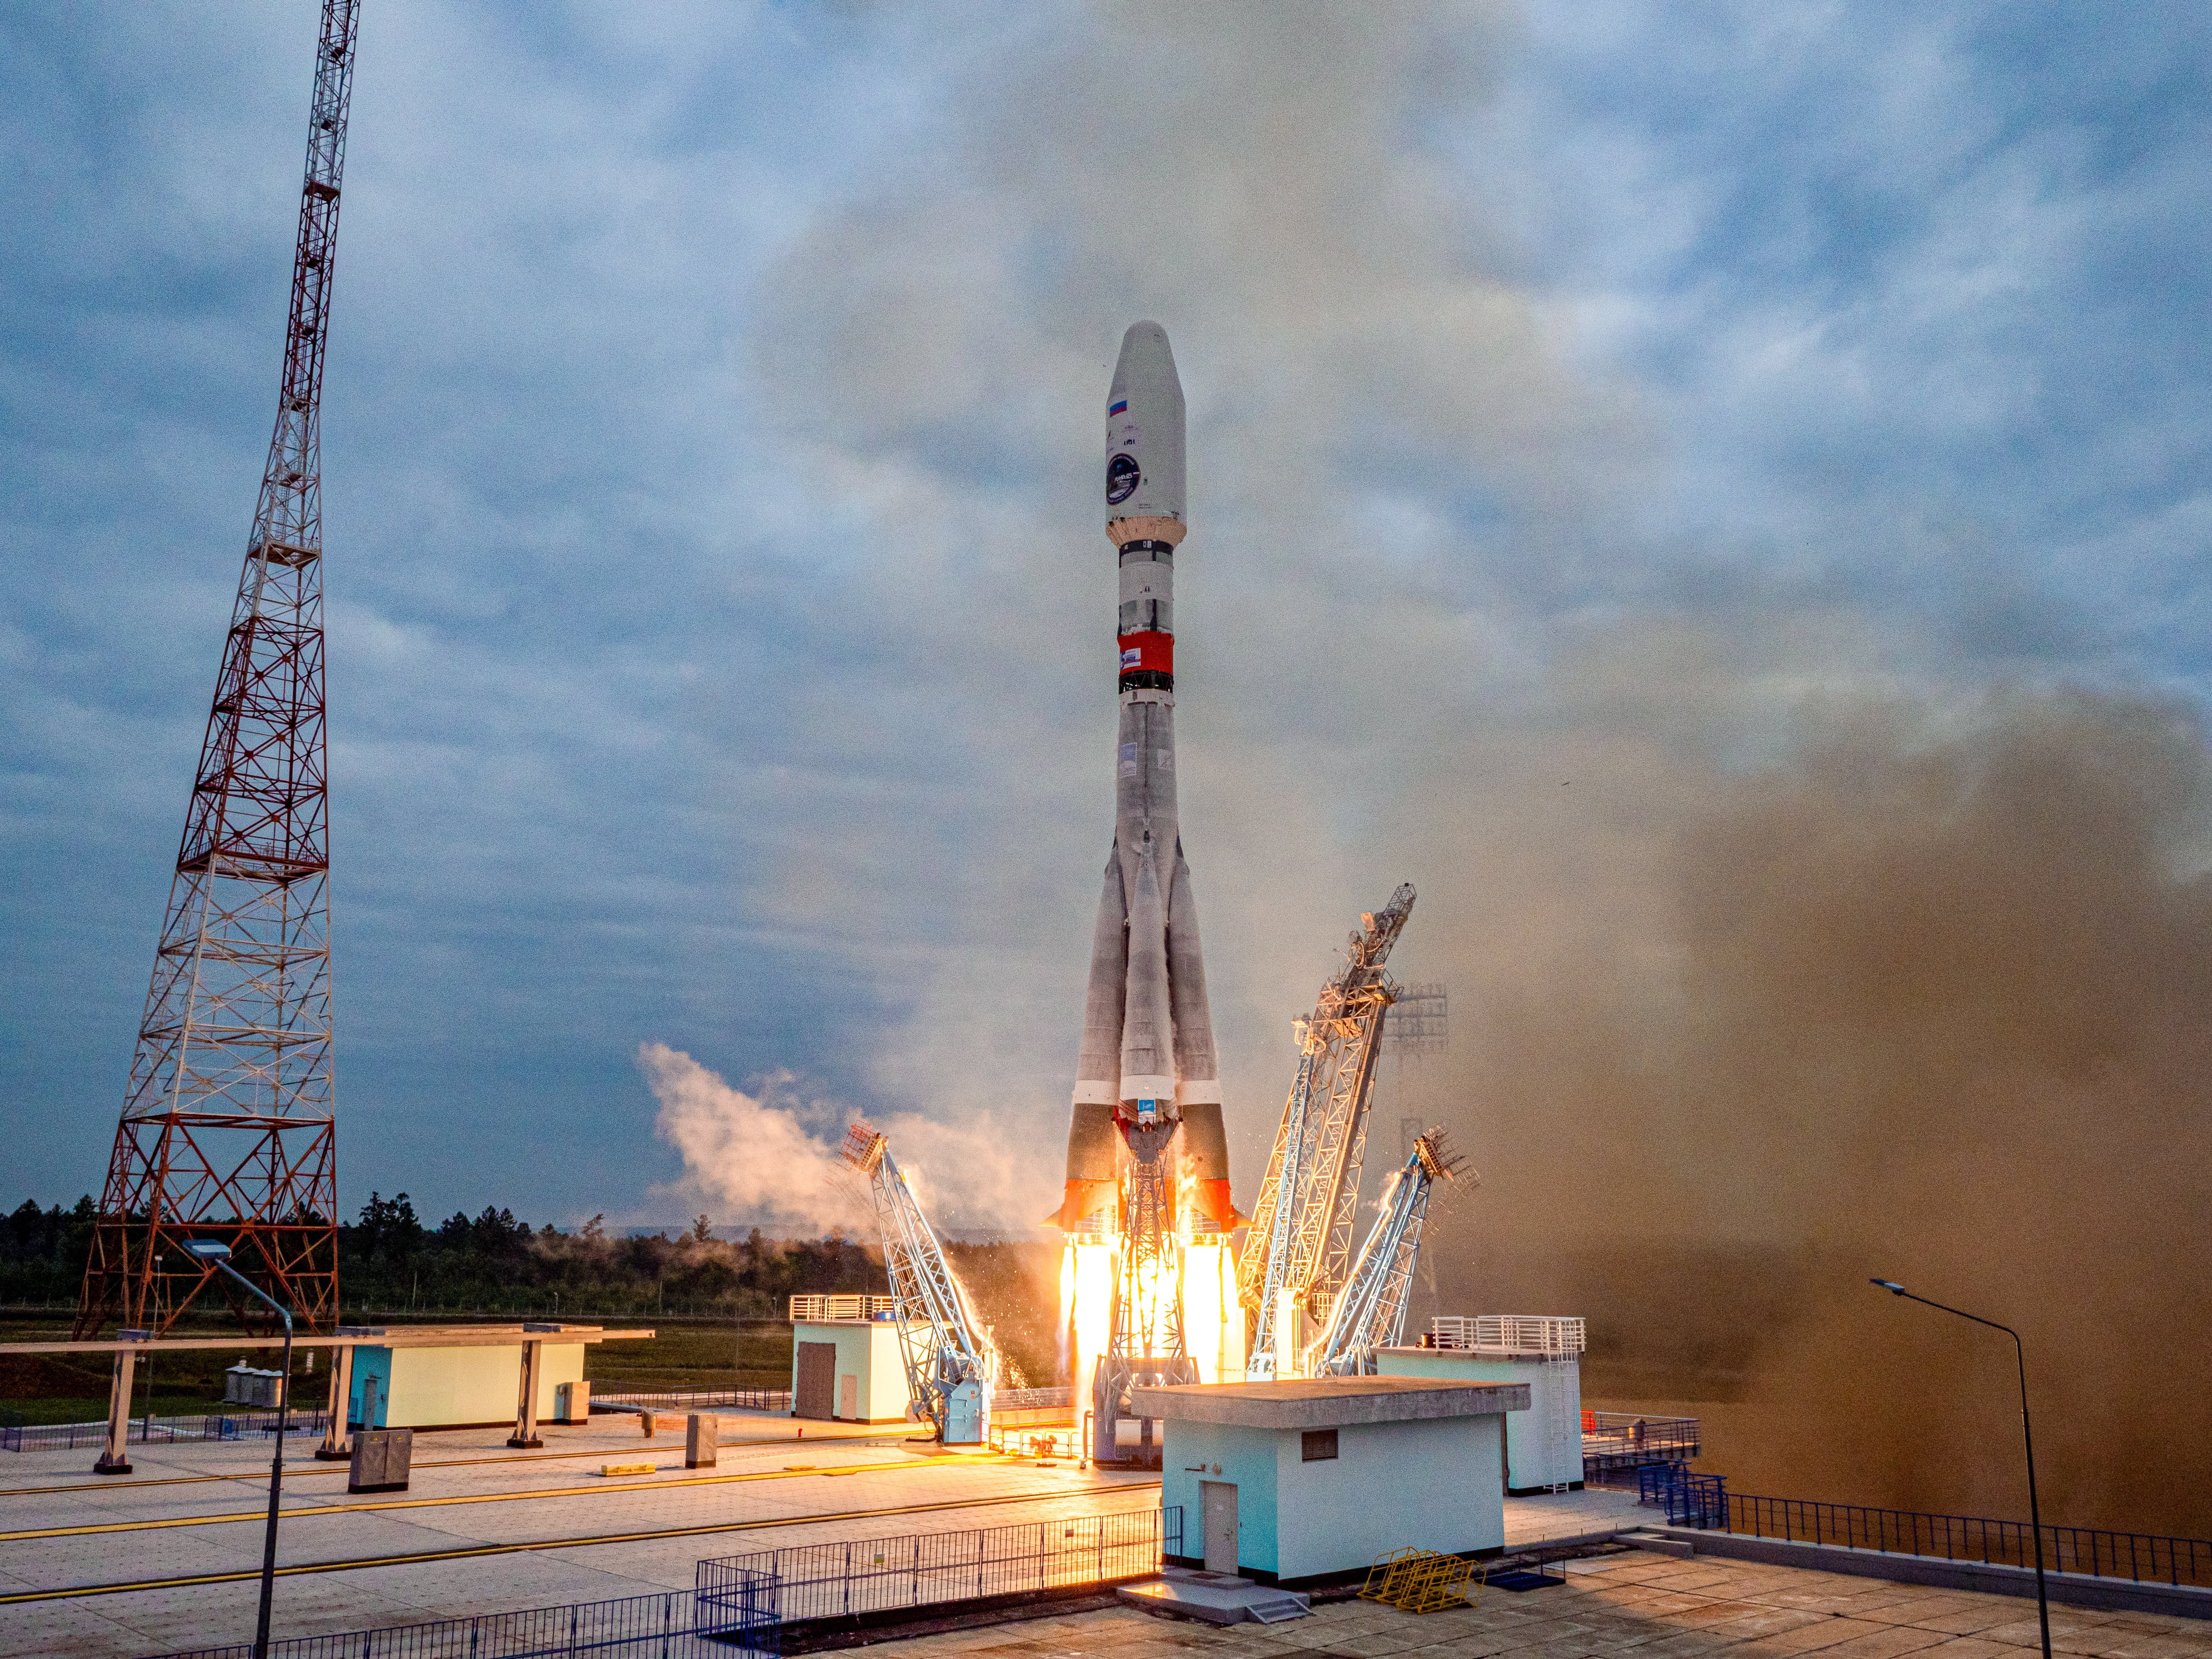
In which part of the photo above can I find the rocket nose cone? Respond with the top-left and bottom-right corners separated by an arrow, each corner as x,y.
1106,322 -> 1187,529
1114,322 -> 1180,393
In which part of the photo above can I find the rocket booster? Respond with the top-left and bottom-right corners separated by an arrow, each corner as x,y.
1058,323 -> 1236,1238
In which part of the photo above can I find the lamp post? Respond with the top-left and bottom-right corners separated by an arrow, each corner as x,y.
142,1253 -> 162,1443
1870,1279 -> 2050,1659
186,1241 -> 292,1659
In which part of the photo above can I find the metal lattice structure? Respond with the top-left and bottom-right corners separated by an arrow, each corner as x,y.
1384,983 -> 1447,1055
76,0 -> 360,1340
1093,1124 -> 1200,1461
1312,1130 -> 1469,1376
1239,883 -> 1415,1380
840,1125 -> 998,1443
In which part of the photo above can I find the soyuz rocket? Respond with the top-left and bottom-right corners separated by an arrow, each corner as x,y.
1056,323 -> 1237,1240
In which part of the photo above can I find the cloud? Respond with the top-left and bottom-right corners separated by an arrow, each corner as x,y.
7,1 -> 2212,1273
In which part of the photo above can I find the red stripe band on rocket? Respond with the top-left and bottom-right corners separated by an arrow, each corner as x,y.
1118,631 -> 1173,684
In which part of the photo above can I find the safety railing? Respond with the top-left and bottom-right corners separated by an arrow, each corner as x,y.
986,1416 -> 1076,1458
3,1407 -> 327,1453
1724,1494 -> 2212,1589
1429,1314 -> 1586,1354
788,1294 -> 898,1322
589,1386 -> 791,1415
1580,1410 -> 1700,1483
1640,1462 -> 1727,1527
149,1511 -> 1182,1658
150,1587 -> 714,1659
695,1507 -> 1182,1636
992,1386 -> 1072,1410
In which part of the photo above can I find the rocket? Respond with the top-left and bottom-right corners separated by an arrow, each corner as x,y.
1057,322 -> 1237,1239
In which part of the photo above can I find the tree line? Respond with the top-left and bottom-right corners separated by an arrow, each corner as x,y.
0,1194 -> 884,1319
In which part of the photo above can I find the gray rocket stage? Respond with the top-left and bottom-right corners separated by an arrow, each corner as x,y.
1056,323 -> 1236,1239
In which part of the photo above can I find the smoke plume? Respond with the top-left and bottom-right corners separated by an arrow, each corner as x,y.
642,1043 -> 1045,1236
1400,689 -> 2212,1537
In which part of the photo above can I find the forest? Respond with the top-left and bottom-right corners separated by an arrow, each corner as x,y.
0,1194 -> 1062,1403
3,1193 -> 887,1318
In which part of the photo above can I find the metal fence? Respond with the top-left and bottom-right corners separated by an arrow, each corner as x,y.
149,1588 -> 717,1659
695,1507 -> 1181,1636
3,1407 -> 327,1453
991,1386 -> 1071,1411
1724,1494 -> 2212,1589
1640,1462 -> 1727,1527
1582,1412 -> 1701,1484
1586,1410 -> 1698,1452
591,1387 -> 791,1416
586,1384 -> 1068,1429
147,1511 -> 1179,1659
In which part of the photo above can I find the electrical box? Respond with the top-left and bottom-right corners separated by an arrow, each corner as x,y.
686,1413 -> 719,1469
349,1427 -> 413,1494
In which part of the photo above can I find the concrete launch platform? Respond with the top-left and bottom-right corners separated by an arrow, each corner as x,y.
0,1406 -> 1160,1658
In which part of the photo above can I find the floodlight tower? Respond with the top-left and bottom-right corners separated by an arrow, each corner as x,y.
76,0 -> 361,1338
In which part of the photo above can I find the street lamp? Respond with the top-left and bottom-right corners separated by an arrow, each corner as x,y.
186,1240 -> 292,1659
1870,1279 -> 2051,1659
144,1254 -> 163,1443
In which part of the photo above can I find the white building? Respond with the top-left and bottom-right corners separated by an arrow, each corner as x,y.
788,1296 -> 914,1425
1133,1375 -> 1527,1587
1378,1314 -> 1586,1493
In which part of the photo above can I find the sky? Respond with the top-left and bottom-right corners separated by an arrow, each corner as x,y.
6,0 -> 2212,1238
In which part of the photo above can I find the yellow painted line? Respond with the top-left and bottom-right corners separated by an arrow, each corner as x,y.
0,1483 -> 1163,1605
0,1463 -> 331,1498
0,1453 -> 1022,1543
0,1432 -> 915,1499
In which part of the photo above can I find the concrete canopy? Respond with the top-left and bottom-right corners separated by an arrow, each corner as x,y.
1130,1375 -> 1528,1428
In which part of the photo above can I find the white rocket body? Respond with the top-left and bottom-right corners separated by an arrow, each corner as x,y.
1059,323 -> 1234,1237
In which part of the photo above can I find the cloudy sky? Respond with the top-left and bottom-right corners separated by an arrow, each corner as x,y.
6,1 -> 2211,1234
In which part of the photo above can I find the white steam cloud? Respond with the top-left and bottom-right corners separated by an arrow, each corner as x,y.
641,1042 -> 1048,1235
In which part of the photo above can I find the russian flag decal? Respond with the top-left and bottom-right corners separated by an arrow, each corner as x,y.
1108,399 -> 1128,416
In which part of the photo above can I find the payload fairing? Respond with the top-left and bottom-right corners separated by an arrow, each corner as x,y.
1057,323 -> 1235,1241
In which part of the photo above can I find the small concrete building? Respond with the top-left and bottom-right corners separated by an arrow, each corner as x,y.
788,1297 -> 914,1424
1379,1315 -> 1586,1494
346,1325 -> 591,1431
1133,1375 -> 1528,1588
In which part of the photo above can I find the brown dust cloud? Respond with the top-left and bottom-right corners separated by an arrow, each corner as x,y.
1383,689 -> 2212,1539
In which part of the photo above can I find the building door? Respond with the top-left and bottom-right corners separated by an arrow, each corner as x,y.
795,1343 -> 837,1420
1200,1480 -> 1238,1575
838,1374 -> 859,1421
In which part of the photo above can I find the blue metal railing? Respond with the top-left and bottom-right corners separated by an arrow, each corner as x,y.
1639,1462 -> 1726,1527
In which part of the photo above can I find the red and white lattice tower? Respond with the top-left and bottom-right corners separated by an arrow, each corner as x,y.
76,0 -> 361,1338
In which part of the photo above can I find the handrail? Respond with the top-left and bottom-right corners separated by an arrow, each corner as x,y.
1726,1493 -> 2212,1589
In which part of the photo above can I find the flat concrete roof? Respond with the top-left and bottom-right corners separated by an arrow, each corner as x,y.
1129,1375 -> 1529,1429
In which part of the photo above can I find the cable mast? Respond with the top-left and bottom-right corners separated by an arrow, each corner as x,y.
841,1125 -> 999,1444
1239,883 -> 1415,1379
76,0 -> 361,1338
1309,1129 -> 1470,1376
